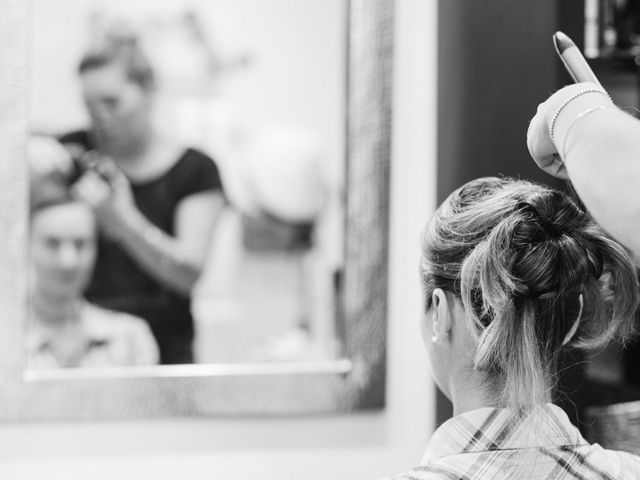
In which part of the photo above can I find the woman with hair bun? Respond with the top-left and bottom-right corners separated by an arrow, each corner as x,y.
387,177 -> 640,479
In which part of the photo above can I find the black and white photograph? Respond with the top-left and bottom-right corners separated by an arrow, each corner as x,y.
0,0 -> 640,479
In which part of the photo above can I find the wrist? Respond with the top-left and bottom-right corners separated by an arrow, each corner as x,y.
548,89 -> 612,149
125,214 -> 176,274
103,207 -> 146,244
560,105 -> 612,159
121,210 -> 168,252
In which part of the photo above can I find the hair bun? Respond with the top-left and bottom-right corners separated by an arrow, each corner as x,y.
510,191 -> 597,300
89,13 -> 139,47
516,190 -> 577,239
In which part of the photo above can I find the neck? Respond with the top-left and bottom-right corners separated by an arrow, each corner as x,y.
31,292 -> 80,328
117,133 -> 183,182
117,128 -> 153,163
449,369 -> 500,416
94,123 -> 154,164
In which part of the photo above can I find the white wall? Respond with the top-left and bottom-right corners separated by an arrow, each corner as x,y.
30,0 -> 345,140
29,0 -> 346,207
0,1 -> 437,478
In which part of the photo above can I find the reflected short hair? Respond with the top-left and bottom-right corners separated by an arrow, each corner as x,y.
78,32 -> 155,90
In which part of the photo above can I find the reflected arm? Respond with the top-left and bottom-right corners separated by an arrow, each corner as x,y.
109,191 -> 224,295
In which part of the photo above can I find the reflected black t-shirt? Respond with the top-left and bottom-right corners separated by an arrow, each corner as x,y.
59,130 -> 224,364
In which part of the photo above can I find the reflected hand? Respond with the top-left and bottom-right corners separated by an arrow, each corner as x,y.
526,82 -> 603,180
28,135 -> 74,178
71,157 -> 136,241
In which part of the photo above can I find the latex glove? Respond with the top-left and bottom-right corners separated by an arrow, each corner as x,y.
526,82 -> 607,180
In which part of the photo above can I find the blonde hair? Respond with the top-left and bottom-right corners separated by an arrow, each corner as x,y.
420,177 -> 638,411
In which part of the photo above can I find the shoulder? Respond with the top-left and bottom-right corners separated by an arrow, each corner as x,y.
610,449 -> 640,479
173,147 -> 218,173
83,303 -> 153,339
379,456 -> 482,480
169,147 -> 224,195
82,303 -> 159,365
572,442 -> 640,480
379,468 -> 453,480
180,147 -> 215,163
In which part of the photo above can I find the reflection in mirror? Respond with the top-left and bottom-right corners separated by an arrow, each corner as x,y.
0,0 -> 391,419
27,0 -> 346,369
28,183 -> 160,368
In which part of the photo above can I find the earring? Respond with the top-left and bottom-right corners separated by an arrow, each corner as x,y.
431,332 -> 448,344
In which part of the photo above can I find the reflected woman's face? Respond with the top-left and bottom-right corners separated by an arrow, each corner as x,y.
30,202 -> 97,301
80,62 -> 152,155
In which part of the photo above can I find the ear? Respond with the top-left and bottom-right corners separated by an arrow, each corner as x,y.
430,288 -> 452,345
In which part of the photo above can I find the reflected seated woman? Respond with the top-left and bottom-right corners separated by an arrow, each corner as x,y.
28,178 -> 159,369
387,177 -> 640,479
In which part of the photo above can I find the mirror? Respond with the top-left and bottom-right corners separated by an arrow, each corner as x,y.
0,0 -> 392,419
28,0 -> 346,368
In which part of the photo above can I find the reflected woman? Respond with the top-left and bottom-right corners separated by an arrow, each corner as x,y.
31,27 -> 225,364
388,177 -> 640,479
28,176 -> 158,369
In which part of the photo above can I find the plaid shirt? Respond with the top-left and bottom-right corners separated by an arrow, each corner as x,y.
387,403 -> 640,480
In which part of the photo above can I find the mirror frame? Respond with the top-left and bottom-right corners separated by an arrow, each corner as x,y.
0,0 -> 393,420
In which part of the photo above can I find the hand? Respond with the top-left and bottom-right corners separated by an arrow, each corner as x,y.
71,157 -> 137,241
526,82 -> 603,180
28,135 -> 73,179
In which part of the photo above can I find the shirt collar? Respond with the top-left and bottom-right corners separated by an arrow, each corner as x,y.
27,302 -> 110,353
422,403 -> 587,463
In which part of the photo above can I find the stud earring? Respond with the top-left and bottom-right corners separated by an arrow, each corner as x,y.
431,332 -> 448,344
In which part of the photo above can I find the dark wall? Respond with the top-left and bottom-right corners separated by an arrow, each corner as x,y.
437,0 -> 566,205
